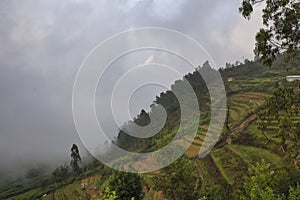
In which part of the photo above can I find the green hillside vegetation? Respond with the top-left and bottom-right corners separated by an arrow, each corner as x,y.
2,59 -> 300,199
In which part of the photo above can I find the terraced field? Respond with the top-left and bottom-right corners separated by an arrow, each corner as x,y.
184,92 -> 270,158
174,88 -> 291,197
255,115 -> 300,142
228,92 -> 270,127
196,90 -> 286,192
204,144 -> 284,191
227,144 -> 283,167
184,126 -> 207,157
211,146 -> 248,186
7,174 -> 102,200
42,174 -> 102,200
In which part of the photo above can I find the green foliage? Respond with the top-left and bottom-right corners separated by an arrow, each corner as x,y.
240,160 -> 281,199
103,187 -> 118,200
272,167 -> 300,196
240,160 -> 300,199
0,176 -> 52,199
105,169 -> 144,200
239,0 -> 300,67
211,147 -> 248,186
200,179 -> 231,200
227,144 -> 283,167
257,85 -> 300,154
197,156 -> 232,199
288,184 -> 300,200
154,156 -> 200,200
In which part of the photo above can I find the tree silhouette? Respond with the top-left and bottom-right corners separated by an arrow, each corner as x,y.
70,144 -> 81,175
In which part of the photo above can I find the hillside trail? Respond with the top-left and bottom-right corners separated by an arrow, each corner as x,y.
227,113 -> 258,140
194,158 -> 204,184
215,112 -> 258,149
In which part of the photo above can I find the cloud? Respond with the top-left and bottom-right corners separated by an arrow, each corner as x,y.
144,55 -> 154,65
0,0 -> 263,178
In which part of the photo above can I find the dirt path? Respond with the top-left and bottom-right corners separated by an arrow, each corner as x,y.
228,113 -> 257,139
194,158 -> 204,186
216,112 -> 258,148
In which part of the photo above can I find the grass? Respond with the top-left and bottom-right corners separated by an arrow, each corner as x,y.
227,144 -> 283,168
197,155 -> 228,195
6,173 -> 103,200
53,183 -> 83,200
211,147 -> 248,186
0,176 -> 52,199
8,188 -> 43,200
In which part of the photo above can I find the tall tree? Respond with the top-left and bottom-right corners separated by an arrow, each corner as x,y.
70,144 -> 81,175
239,0 -> 300,67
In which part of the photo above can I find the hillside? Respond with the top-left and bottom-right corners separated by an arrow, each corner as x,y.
2,60 -> 300,199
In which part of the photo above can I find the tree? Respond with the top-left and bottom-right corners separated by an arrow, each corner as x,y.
225,105 -> 230,131
106,169 -> 144,200
239,0 -> 300,67
257,85 -> 300,155
241,160 -> 300,199
241,160 -> 281,200
278,116 -> 291,152
154,156 -> 201,200
70,144 -> 81,175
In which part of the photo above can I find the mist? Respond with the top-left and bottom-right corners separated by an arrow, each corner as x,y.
0,0 -> 263,181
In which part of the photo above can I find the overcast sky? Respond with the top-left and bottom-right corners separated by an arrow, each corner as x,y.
0,0 -> 264,178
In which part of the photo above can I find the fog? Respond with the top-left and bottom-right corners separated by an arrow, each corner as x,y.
0,0 -> 263,180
